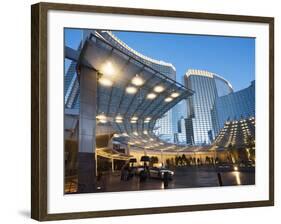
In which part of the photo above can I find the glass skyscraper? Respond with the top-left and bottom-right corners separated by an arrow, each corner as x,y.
184,69 -> 233,145
211,81 -> 255,136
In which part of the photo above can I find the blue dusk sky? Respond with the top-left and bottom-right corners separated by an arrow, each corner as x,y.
65,29 -> 255,91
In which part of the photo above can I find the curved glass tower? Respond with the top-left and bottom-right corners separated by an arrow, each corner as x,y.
211,81 -> 255,136
184,69 -> 233,145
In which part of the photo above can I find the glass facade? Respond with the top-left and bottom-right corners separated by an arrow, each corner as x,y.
212,81 -> 255,136
184,69 -> 233,145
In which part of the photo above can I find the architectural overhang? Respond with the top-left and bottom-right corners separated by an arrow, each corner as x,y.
75,31 -> 194,152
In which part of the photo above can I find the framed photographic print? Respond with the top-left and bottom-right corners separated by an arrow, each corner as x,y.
31,2 -> 274,221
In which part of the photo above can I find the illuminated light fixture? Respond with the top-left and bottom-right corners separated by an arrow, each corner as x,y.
164,97 -> 173,102
96,114 -> 106,120
144,117 -> 151,123
130,120 -> 137,123
171,92 -> 180,98
131,75 -> 144,86
146,93 -> 157,99
115,115 -> 123,120
99,119 -> 107,124
99,77 -> 113,87
154,85 -> 165,93
101,61 -> 115,76
115,115 -> 123,123
131,116 -> 138,121
126,86 -> 137,94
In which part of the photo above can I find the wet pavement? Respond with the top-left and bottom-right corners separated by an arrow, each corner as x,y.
94,166 -> 255,193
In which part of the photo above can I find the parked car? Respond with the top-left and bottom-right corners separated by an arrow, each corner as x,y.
216,163 -> 239,171
135,166 -> 146,175
149,167 -> 174,180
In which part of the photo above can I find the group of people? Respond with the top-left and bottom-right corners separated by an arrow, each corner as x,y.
120,164 -> 134,181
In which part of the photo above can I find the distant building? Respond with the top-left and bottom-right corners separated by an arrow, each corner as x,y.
211,81 -> 255,136
214,117 -> 255,149
177,116 -> 187,144
172,100 -> 187,142
184,69 -> 233,145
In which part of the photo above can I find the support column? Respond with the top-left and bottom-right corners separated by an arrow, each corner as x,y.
111,158 -> 114,172
161,149 -> 164,167
77,66 -> 97,193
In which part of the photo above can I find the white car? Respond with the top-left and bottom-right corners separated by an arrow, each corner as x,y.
149,167 -> 174,180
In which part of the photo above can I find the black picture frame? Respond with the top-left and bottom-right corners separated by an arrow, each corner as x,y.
31,2 -> 274,221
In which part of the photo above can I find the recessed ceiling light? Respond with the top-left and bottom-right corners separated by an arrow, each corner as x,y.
96,114 -> 106,120
131,116 -> 138,121
131,75 -> 144,86
171,92 -> 180,98
147,93 -> 157,99
99,77 -> 113,86
101,62 -> 115,76
165,97 -> 173,102
115,115 -> 123,120
154,85 -> 165,93
126,86 -> 137,94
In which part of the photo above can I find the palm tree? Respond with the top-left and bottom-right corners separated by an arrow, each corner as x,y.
181,154 -> 187,166
228,143 -> 237,163
149,156 -> 159,166
246,135 -> 255,162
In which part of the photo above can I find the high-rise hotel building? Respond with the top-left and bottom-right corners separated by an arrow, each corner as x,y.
184,69 -> 233,145
211,81 -> 255,136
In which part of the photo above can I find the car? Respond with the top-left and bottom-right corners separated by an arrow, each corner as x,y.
216,163 -> 239,171
135,166 -> 146,175
149,167 -> 174,180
